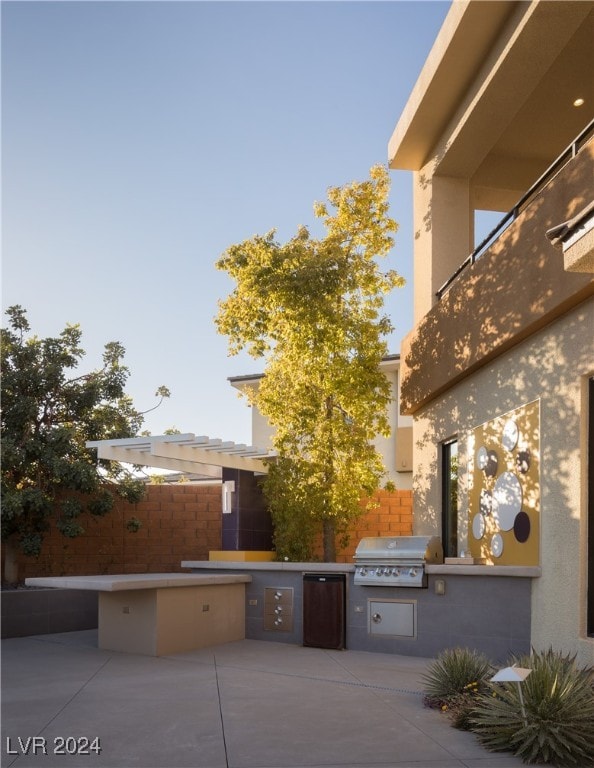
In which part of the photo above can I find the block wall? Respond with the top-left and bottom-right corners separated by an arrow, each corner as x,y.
3,486 -> 413,580
4,484 -> 222,581
313,489 -> 413,563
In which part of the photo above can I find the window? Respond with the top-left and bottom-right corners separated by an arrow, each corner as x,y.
442,438 -> 458,558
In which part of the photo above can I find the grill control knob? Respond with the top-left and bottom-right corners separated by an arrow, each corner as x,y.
360,567 -> 367,576
394,568 -> 400,577
410,568 -> 417,577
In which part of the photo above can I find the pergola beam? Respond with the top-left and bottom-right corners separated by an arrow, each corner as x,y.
86,433 -> 276,476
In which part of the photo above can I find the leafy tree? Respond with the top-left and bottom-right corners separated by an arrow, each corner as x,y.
1,305 -> 169,582
216,165 -> 403,561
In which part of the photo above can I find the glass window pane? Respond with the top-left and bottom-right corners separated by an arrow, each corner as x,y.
442,439 -> 458,558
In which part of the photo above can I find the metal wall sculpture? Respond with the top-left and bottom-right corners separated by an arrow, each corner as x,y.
468,400 -> 540,565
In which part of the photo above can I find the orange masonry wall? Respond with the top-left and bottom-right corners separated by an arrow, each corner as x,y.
313,490 -> 414,563
5,487 -> 412,579
7,484 -> 223,580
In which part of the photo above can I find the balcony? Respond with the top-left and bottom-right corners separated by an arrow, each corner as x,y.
400,131 -> 594,416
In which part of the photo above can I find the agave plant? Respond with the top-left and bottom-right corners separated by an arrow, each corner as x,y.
422,647 -> 494,706
470,648 -> 594,766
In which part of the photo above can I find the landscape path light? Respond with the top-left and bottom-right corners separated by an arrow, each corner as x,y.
490,665 -> 532,725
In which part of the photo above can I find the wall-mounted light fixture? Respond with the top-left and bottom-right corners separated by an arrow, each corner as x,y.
222,480 -> 235,514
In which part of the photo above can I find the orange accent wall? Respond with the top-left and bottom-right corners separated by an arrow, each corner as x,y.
3,487 -> 413,580
312,490 -> 414,563
3,484 -> 223,581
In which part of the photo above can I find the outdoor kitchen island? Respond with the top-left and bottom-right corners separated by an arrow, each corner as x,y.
183,558 -> 540,663
25,573 -> 251,656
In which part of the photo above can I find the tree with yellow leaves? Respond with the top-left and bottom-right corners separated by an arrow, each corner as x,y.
216,165 -> 404,561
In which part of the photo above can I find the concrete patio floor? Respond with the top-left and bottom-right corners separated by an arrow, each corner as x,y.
2,631 -> 534,768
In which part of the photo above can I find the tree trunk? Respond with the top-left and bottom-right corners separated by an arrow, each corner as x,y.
322,394 -> 337,562
322,519 -> 336,562
3,538 -> 20,584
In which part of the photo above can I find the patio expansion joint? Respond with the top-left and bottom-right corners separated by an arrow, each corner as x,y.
214,656 -> 231,768
202,657 -> 425,697
325,651 -> 426,697
3,654 -> 114,768
281,673 -> 425,696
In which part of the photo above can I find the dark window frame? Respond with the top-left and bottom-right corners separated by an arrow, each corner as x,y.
586,376 -> 594,637
441,437 -> 459,559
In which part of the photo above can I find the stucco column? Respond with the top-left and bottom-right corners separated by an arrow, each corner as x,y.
412,163 -> 473,321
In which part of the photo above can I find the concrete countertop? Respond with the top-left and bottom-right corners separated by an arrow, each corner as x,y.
183,561 -> 541,578
182,560 -> 355,573
427,564 -> 541,577
25,573 -> 252,592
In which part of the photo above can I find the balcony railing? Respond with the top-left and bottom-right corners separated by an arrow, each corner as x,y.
436,118 -> 594,300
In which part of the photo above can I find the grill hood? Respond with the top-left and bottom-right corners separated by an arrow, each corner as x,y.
354,536 -> 443,564
354,536 -> 443,588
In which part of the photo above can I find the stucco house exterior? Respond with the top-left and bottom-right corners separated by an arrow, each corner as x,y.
82,0 -> 592,661
388,0 -> 593,665
229,354 -> 413,490
225,355 -> 415,562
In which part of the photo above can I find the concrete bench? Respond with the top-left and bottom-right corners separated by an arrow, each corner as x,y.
25,573 -> 251,656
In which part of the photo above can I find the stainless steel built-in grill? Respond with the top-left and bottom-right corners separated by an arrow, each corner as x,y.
354,536 -> 443,587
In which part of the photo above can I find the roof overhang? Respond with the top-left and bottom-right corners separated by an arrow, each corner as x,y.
86,434 -> 277,477
228,354 -> 401,391
389,0 -> 594,204
388,0 -> 515,171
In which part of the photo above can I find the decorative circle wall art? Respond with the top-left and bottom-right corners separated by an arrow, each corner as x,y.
479,489 -> 493,516
485,450 -> 499,477
472,512 -> 486,540
469,400 -> 539,566
493,471 -> 522,530
513,510 -> 531,543
476,446 -> 498,475
502,419 -> 519,451
491,533 -> 504,558
516,450 -> 531,474
476,446 -> 488,470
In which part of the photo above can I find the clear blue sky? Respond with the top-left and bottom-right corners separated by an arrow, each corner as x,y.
2,0 -> 451,446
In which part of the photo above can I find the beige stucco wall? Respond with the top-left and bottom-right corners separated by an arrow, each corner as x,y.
374,365 -> 413,489
251,398 -> 276,453
249,365 -> 413,490
412,300 -> 594,666
401,140 -> 594,416
98,583 -> 246,656
389,0 -> 594,668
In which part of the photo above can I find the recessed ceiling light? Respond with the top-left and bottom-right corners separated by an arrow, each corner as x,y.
573,98 -> 585,107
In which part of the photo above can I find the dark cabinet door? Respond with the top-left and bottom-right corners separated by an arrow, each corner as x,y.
303,574 -> 346,650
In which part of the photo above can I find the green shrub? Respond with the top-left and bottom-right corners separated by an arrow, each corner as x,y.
125,516 -> 142,533
470,648 -> 594,766
422,647 -> 494,712
444,682 -> 486,730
